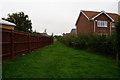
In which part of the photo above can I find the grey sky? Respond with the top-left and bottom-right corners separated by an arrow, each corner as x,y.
1,0 -> 120,35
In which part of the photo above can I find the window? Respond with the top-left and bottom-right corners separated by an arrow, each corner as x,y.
98,33 -> 108,37
112,22 -> 115,28
97,20 -> 108,27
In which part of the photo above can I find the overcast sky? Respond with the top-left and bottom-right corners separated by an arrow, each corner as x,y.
1,0 -> 120,35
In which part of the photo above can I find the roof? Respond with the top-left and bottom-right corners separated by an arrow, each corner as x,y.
0,19 -> 16,26
75,10 -> 120,26
81,10 -> 119,21
40,33 -> 50,37
70,29 -> 76,33
82,10 -> 99,19
78,10 -> 120,21
107,13 -> 120,21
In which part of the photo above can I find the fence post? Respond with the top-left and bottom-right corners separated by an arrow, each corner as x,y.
11,30 -> 14,59
28,33 -> 30,53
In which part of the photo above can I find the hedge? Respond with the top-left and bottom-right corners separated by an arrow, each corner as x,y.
60,34 -> 117,57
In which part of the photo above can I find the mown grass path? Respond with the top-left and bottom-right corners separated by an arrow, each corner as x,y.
3,42 -> 120,78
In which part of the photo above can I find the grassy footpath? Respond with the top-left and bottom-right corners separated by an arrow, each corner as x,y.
2,42 -> 120,78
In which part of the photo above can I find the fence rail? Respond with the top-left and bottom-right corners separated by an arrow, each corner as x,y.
1,28 -> 53,61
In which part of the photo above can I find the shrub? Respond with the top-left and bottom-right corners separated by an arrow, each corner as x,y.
54,36 -> 62,42
60,34 -> 117,57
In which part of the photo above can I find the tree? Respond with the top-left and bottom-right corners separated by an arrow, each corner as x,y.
2,12 -> 32,33
115,18 -> 120,66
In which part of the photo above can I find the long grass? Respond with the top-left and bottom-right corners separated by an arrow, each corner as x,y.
2,42 -> 120,78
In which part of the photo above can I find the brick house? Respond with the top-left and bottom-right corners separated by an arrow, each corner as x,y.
63,29 -> 76,36
75,10 -> 120,36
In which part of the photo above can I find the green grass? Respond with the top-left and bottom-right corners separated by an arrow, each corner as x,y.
2,42 -> 120,78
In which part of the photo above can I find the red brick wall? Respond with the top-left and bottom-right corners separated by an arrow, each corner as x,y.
76,13 -> 115,35
95,13 -> 112,34
63,33 -> 76,36
76,13 -> 94,35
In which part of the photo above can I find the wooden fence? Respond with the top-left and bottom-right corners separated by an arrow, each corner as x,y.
1,28 -> 53,61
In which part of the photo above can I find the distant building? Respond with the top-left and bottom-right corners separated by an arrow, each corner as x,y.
70,29 -> 76,34
75,10 -> 120,36
63,28 -> 76,36
41,33 -> 50,37
118,1 -> 120,14
39,29 -> 51,37
0,19 -> 16,30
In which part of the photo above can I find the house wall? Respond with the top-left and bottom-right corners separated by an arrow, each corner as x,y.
111,27 -> 115,33
63,33 -> 76,36
94,13 -> 113,34
1,25 -> 14,30
76,13 -> 94,35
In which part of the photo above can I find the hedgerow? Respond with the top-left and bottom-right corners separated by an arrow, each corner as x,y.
60,34 -> 117,57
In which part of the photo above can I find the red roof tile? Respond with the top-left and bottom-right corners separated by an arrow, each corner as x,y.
81,10 -> 120,20
82,10 -> 100,19
107,13 -> 120,21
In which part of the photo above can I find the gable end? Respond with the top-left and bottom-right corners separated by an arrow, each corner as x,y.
91,11 -> 114,22
75,11 -> 90,26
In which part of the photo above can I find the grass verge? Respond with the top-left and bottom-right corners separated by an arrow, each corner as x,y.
2,42 -> 120,78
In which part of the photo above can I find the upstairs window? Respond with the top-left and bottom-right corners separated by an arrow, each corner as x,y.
97,20 -> 108,27
112,22 -> 115,28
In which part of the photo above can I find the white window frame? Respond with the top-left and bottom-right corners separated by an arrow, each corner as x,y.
98,33 -> 108,37
111,22 -> 115,28
97,20 -> 108,27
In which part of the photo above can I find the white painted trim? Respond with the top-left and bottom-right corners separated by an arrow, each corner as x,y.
97,20 -> 108,27
81,11 -> 90,20
0,19 -> 16,26
94,21 -> 96,32
110,22 -> 112,36
111,22 -> 115,28
92,11 -> 114,22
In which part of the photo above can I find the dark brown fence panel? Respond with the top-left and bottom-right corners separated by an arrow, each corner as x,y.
2,29 -> 12,60
1,28 -> 53,61
14,31 -> 29,57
